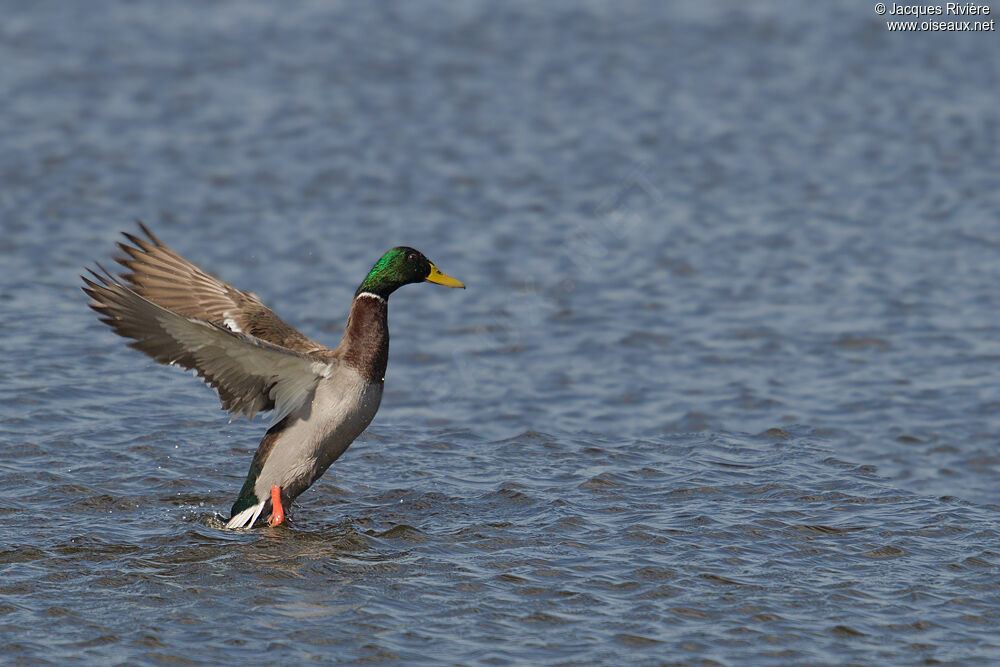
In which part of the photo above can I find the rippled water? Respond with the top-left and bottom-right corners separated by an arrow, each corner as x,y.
2,1 -> 1000,663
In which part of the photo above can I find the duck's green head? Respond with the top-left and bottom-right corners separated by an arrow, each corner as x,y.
355,247 -> 465,299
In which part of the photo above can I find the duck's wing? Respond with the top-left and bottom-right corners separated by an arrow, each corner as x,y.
83,268 -> 334,424
112,223 -> 323,355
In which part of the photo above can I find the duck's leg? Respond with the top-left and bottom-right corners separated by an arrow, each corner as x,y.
266,485 -> 285,526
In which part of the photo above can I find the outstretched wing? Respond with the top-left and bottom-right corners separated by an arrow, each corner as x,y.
83,268 -> 334,423
113,223 -> 324,355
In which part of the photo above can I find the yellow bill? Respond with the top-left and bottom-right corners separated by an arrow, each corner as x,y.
425,263 -> 466,288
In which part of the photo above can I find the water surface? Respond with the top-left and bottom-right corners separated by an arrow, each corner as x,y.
2,1 -> 1000,664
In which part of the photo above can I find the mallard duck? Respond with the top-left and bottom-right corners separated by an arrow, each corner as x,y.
82,224 -> 465,529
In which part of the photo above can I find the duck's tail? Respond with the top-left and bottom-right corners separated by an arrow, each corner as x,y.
225,500 -> 266,529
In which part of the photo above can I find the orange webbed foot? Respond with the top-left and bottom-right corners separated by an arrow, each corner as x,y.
266,485 -> 285,526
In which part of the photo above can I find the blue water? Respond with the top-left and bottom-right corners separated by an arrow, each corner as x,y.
2,1 -> 1000,663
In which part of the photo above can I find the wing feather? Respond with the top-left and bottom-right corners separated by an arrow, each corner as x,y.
83,268 -> 332,424
113,223 -> 324,354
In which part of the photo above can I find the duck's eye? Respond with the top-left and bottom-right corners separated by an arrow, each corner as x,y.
406,253 -> 417,262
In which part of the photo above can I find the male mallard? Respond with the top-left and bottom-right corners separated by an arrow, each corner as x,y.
82,224 -> 464,529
